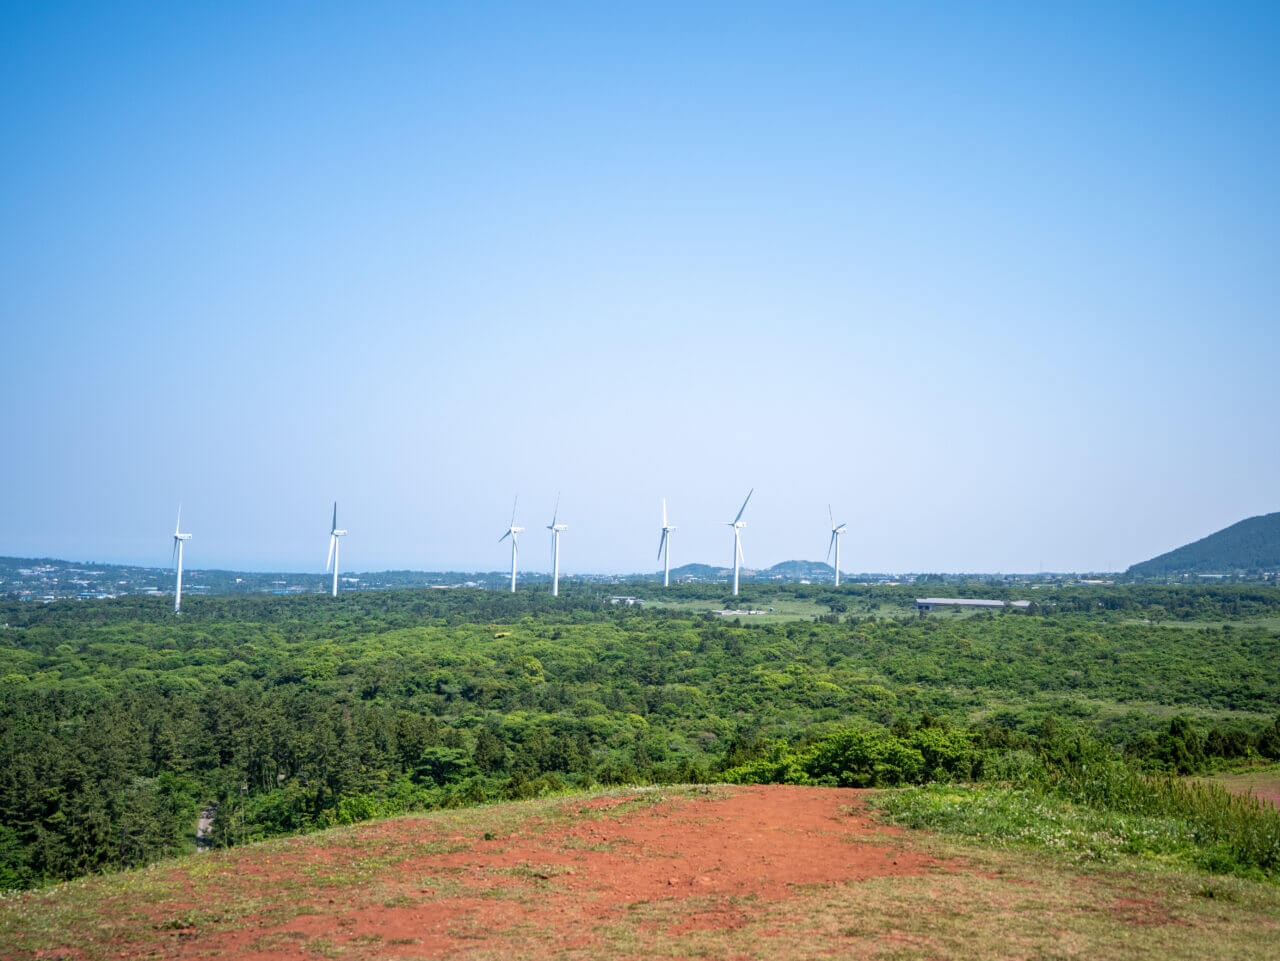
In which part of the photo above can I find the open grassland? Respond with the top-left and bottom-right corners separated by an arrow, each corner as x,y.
1201,765 -> 1280,809
1122,614 -> 1280,633
3,785 -> 1279,961
642,594 -> 833,622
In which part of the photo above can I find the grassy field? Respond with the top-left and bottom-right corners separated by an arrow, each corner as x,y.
1122,615 -> 1280,633
3,785 -> 1279,961
642,594 -> 832,623
1200,764 -> 1280,808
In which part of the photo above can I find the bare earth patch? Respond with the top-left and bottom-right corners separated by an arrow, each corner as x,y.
3,785 -> 1279,961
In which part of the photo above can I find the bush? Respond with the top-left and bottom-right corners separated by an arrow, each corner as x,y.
720,726 -> 982,788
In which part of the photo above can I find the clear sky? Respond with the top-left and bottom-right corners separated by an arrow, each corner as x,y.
2,1 -> 1277,575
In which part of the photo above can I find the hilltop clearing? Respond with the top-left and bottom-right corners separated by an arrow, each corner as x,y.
4,785 -> 1279,960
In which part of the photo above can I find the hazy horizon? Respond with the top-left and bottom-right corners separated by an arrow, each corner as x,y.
1,550 -> 1130,579
4,3 -> 1277,574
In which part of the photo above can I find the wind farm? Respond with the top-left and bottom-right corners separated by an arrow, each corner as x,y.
154,487 -> 869,601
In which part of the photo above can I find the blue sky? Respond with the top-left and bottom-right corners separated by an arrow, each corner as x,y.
2,2 -> 1277,574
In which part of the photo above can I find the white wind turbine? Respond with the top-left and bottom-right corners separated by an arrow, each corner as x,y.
724,489 -> 753,596
547,494 -> 567,597
657,498 -> 676,587
171,506 -> 192,614
498,496 -> 524,593
325,502 -> 347,597
826,505 -> 848,587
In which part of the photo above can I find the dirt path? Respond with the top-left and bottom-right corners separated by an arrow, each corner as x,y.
195,804 -> 216,852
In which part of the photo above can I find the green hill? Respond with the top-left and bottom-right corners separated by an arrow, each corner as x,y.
1127,512 -> 1280,577
763,559 -> 836,579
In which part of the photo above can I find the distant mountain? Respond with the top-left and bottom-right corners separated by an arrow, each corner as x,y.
762,559 -> 836,579
666,560 -> 837,582
1127,512 -> 1280,577
668,563 -> 730,580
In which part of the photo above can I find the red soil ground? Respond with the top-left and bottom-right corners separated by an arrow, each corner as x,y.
123,786 -> 945,960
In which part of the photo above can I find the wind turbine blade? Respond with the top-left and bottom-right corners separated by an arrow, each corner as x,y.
734,488 -> 753,524
509,494 -> 518,528
175,504 -> 182,534
550,492 -> 559,528
828,504 -> 833,529
737,538 -> 746,567
826,531 -> 835,564
657,529 -> 667,561
499,530 -> 511,543
326,534 -> 335,572
332,501 -> 337,532
171,539 -> 178,569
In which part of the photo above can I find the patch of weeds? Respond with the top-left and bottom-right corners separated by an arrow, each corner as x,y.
875,784 -> 1280,882
560,837 -> 615,851
498,862 -> 576,880
447,924 -> 492,940
154,910 -> 227,930
304,936 -> 343,958
1194,885 -> 1238,902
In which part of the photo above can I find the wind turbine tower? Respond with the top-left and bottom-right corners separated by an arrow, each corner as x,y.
657,498 -> 676,587
724,489 -> 753,596
547,494 -> 567,597
325,502 -> 348,597
827,505 -> 848,587
171,506 -> 192,614
499,496 -> 524,593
